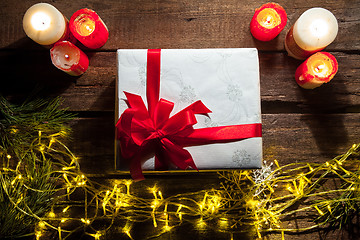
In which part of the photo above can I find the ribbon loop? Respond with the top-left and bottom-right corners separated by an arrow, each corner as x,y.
154,98 -> 174,129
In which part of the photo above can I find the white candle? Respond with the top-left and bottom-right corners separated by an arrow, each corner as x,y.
23,3 -> 69,46
285,8 -> 338,60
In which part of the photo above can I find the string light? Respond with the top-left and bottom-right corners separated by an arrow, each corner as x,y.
273,159 -> 280,169
314,206 -> 324,216
124,180 -> 132,195
11,174 -> 22,185
176,204 -> 183,221
158,191 -> 163,199
10,127 -> 18,134
152,211 -> 158,228
48,211 -> 56,218
219,218 -> 229,229
151,199 -> 160,209
48,137 -> 56,148
149,185 -> 158,199
58,227 -> 62,240
1,102 -> 359,240
121,221 -> 133,239
307,163 -> 314,172
38,130 -> 42,143
247,199 -> 259,208
39,144 -> 45,152
35,231 -> 42,240
38,221 -> 46,229
81,218 -> 91,224
94,232 -> 102,240
196,217 -> 206,230
327,204 -> 332,213
87,231 -> 102,240
62,206 -> 70,213
62,166 -> 76,170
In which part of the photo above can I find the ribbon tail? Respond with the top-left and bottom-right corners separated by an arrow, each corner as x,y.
154,155 -> 169,170
116,109 -> 138,159
160,138 -> 198,171
153,143 -> 168,170
162,100 -> 211,135
180,100 -> 212,115
129,154 -> 145,181
170,123 -> 262,147
124,92 -> 146,110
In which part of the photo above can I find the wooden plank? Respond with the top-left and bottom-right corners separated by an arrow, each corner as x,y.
68,113 -> 360,175
1,51 -> 359,113
0,0 -> 359,51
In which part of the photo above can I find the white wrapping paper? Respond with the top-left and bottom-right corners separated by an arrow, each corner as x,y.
116,48 -> 262,171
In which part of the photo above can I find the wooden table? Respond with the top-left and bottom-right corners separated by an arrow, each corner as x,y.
1,0 -> 359,239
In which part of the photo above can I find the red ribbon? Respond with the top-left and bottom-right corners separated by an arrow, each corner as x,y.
116,49 -> 262,180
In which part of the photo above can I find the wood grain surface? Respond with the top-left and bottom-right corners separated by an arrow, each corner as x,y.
0,0 -> 359,239
1,0 -> 360,51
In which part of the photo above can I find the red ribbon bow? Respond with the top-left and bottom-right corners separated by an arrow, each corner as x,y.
116,49 -> 262,180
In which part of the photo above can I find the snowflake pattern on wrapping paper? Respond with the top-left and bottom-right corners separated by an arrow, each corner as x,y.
232,149 -> 251,167
226,84 -> 243,103
179,85 -> 197,105
138,64 -> 146,87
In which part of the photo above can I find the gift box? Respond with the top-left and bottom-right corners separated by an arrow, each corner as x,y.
115,48 -> 262,179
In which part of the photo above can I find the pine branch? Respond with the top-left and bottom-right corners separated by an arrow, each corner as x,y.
0,95 -> 75,239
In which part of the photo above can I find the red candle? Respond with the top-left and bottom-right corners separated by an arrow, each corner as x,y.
50,41 -> 89,76
295,52 -> 338,89
250,2 -> 287,41
69,8 -> 108,49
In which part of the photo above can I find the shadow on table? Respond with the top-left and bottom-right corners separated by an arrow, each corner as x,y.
0,37 -> 77,100
276,49 -> 352,158
0,37 -> 117,175
0,37 -> 99,101
298,81 -> 350,158
319,222 -> 360,240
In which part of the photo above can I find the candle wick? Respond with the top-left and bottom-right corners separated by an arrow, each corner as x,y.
315,65 -> 325,72
266,16 -> 271,23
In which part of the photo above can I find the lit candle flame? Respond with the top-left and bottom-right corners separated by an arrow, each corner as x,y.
266,16 -> 272,24
310,19 -> 329,38
31,12 -> 51,31
315,64 -> 325,72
